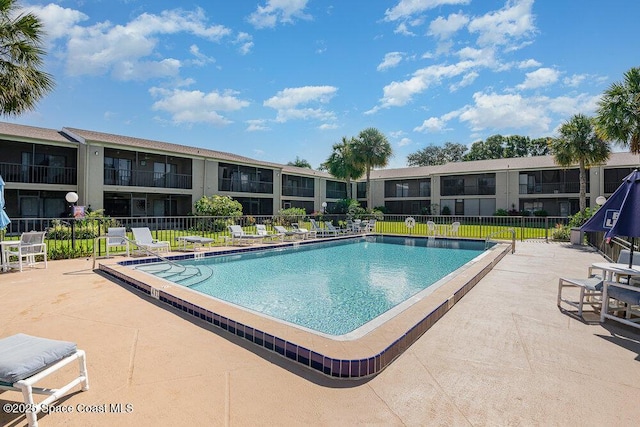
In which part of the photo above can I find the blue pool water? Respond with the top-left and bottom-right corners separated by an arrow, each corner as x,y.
137,236 -> 488,336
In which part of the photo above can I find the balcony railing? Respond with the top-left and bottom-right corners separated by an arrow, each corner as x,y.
519,182 -> 585,194
441,185 -> 495,196
104,168 -> 192,189
0,162 -> 77,185
219,178 -> 273,194
282,186 -> 314,197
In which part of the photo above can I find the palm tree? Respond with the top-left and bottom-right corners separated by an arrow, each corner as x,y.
352,128 -> 392,209
595,67 -> 640,154
550,114 -> 611,214
320,137 -> 364,199
0,0 -> 54,116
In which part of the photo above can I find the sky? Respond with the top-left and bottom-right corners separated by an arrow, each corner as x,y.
7,0 -> 640,169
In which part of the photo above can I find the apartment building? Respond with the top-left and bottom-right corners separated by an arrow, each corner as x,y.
1,122 -> 638,219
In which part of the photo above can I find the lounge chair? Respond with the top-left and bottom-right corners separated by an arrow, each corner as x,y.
324,221 -> 346,235
228,225 -> 266,246
131,227 -> 170,253
4,231 -> 47,272
0,333 -> 89,427
557,276 -> 603,319
256,224 -> 284,243
310,219 -> 337,237
292,223 -> 316,239
105,227 -> 130,257
448,221 -> 460,237
274,225 -> 308,240
363,219 -> 377,233
426,220 -> 438,236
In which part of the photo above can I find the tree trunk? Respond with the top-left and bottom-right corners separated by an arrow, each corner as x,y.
366,165 -> 371,209
579,159 -> 586,213
346,177 -> 352,199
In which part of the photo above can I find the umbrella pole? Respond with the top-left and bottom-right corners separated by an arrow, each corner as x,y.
630,237 -> 635,268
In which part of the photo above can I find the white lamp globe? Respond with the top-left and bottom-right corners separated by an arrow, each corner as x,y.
65,192 -> 79,204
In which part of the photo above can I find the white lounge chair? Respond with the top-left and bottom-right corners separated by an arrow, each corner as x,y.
256,224 -> 284,243
0,333 -> 89,427
106,227 -> 130,257
131,227 -> 170,253
363,219 -> 377,233
324,221 -> 346,235
292,223 -> 316,239
448,221 -> 460,237
310,219 -> 337,237
426,221 -> 438,236
228,225 -> 266,246
4,231 -> 47,272
274,225 -> 307,240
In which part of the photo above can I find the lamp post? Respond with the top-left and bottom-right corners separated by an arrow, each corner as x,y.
321,201 -> 327,214
65,192 -> 78,251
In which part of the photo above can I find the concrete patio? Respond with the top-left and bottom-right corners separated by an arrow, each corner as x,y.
1,241 -> 639,426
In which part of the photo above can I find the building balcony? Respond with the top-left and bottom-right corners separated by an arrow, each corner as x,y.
519,182 -> 585,195
104,168 -> 192,189
219,178 -> 273,194
282,186 -> 314,197
0,162 -> 77,185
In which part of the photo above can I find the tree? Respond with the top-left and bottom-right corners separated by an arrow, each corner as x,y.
194,195 -> 243,217
550,114 -> 611,213
352,128 -> 392,208
286,156 -> 312,169
407,145 -> 445,166
529,137 -> 551,156
0,0 -> 54,116
464,135 -> 505,161
320,137 -> 364,199
595,67 -> 640,154
406,142 -> 467,166
504,135 -> 530,158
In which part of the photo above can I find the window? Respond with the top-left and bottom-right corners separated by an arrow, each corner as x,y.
441,174 -> 495,196
326,180 -> 347,199
282,174 -> 314,197
384,178 -> 431,198
218,163 -> 274,194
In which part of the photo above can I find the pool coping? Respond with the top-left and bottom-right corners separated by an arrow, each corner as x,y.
98,235 -> 512,379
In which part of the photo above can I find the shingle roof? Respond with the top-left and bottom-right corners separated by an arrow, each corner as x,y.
0,121 -> 78,144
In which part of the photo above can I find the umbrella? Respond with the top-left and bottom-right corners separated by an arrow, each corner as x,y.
580,169 -> 640,267
0,175 -> 10,230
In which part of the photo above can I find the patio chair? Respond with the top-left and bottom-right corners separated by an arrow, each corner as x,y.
131,227 -> 170,253
228,225 -> 266,246
273,225 -> 306,240
310,219 -> 337,237
557,276 -> 603,319
0,333 -> 89,427
448,221 -> 460,237
256,224 -> 284,243
4,231 -> 47,272
105,227 -> 130,257
364,219 -> 377,233
426,221 -> 438,237
324,221 -> 346,235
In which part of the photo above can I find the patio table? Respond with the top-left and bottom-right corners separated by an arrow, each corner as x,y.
591,262 -> 640,328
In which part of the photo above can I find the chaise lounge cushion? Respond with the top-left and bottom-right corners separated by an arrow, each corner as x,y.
0,334 -> 77,383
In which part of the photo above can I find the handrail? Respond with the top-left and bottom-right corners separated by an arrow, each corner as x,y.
485,228 -> 516,253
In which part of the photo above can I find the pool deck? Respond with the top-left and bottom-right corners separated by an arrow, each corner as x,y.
1,241 -> 639,426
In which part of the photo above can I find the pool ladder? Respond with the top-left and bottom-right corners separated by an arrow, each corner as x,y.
93,235 -> 214,287
485,228 -> 516,253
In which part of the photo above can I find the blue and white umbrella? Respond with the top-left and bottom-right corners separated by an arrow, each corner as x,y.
581,169 -> 640,267
0,175 -> 10,230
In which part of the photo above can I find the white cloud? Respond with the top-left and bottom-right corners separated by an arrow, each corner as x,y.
368,61 -> 475,112
458,91 -> 550,133
414,117 -> 448,133
428,13 -> 469,40
384,0 -> 471,22
248,0 -> 311,29
318,123 -> 338,130
468,0 -> 536,48
235,33 -> 254,55
377,52 -> 404,71
264,86 -> 338,123
246,119 -> 270,132
398,137 -> 412,147
394,22 -> 416,36
516,67 -> 560,90
563,74 -> 587,87
449,71 -> 479,91
30,6 -> 232,81
149,87 -> 250,125
518,58 -> 541,68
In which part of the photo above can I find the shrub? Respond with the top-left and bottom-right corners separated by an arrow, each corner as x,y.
441,206 -> 451,215
194,195 -> 243,217
533,209 -> 548,217
276,207 -> 306,226
494,209 -> 508,216
552,224 -> 570,241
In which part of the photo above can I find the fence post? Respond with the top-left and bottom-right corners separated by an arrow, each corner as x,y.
545,217 -> 549,243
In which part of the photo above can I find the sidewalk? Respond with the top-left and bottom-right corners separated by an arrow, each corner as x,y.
1,241 -> 639,426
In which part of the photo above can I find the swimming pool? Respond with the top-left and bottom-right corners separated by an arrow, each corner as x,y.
99,235 -> 511,378
136,236 -> 488,336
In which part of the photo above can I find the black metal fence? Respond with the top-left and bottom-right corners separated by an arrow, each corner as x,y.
0,213 -> 582,261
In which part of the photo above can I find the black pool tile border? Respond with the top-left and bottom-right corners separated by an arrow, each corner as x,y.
99,237 -> 510,379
